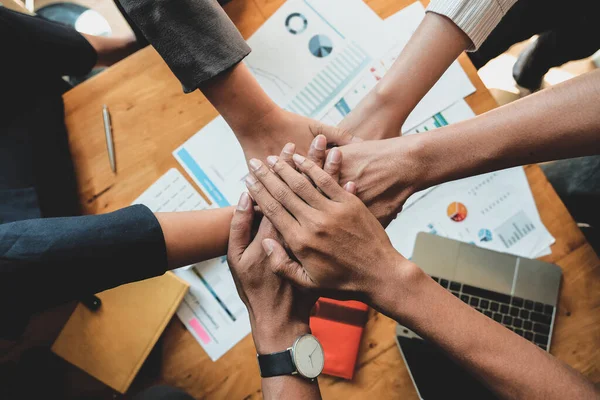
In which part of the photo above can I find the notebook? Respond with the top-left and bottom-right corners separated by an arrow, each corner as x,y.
51,272 -> 188,393
310,298 -> 369,380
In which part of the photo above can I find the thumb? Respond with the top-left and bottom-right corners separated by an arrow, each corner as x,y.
311,123 -> 362,146
228,192 -> 254,262
262,238 -> 316,289
343,181 -> 357,195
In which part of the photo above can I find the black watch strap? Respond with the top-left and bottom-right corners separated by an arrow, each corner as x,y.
257,349 -> 296,377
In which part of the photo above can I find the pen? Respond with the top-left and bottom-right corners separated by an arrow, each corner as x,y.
102,104 -> 116,173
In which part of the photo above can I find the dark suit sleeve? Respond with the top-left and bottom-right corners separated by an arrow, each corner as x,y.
0,205 -> 168,339
117,0 -> 251,93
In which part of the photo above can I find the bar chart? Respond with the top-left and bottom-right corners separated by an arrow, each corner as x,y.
286,41 -> 371,118
495,211 -> 537,249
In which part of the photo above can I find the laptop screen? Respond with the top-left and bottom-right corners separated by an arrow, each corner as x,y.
396,332 -> 498,399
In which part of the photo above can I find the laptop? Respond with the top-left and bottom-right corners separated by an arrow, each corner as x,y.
395,232 -> 562,399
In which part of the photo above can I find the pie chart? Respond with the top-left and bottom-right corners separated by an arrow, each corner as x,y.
309,34 -> 333,58
447,202 -> 468,222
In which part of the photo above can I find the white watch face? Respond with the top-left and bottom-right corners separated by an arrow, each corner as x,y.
292,334 -> 324,379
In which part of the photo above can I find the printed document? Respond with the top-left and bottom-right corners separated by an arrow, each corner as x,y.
133,169 -> 252,361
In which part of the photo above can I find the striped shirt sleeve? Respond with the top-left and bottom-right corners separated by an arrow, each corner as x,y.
426,0 -> 518,51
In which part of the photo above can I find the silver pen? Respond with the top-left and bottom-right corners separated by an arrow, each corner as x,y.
102,104 -> 116,173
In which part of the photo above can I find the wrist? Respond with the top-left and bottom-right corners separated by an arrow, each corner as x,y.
200,63 -> 279,137
387,135 -> 428,195
235,104 -> 286,143
367,252 -> 430,323
252,319 -> 311,354
372,75 -> 416,130
410,126 -> 470,190
365,86 -> 408,137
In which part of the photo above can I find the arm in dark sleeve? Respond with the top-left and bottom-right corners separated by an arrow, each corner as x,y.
117,0 -> 251,92
0,205 -> 168,339
0,7 -> 97,78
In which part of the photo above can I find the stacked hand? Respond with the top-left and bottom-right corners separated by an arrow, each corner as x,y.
227,135 -> 353,353
314,130 -> 427,227
241,149 -> 420,310
236,108 -> 356,166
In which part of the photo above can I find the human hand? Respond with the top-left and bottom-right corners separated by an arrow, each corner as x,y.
307,133 -> 425,227
236,108 -> 354,164
228,191 -> 315,353
244,153 -> 415,303
335,136 -> 428,226
228,138 -> 346,353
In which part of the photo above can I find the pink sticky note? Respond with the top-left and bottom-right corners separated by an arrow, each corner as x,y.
189,318 -> 211,344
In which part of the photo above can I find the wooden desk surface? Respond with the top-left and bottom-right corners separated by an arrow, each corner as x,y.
63,0 -> 600,398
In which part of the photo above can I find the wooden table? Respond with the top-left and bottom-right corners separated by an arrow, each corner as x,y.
63,0 -> 600,398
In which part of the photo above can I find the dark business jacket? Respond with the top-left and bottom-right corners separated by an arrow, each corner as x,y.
0,2 -> 249,338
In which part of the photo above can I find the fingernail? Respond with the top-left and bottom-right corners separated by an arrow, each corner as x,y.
312,135 -> 326,151
262,239 -> 274,256
237,192 -> 250,210
292,153 -> 306,165
245,174 -> 257,187
266,155 -> 278,167
326,147 -> 342,164
351,136 -> 362,143
283,143 -> 295,155
249,158 -> 262,171
344,181 -> 356,193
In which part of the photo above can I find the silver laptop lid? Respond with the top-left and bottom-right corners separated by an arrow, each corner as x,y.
412,232 -> 561,306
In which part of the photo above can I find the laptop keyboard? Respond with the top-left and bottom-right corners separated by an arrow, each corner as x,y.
431,276 -> 554,351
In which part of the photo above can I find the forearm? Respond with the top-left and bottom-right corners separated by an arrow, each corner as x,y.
379,13 -> 470,124
155,207 -> 233,268
351,13 -> 469,139
375,257 -> 597,399
198,62 -> 279,138
81,33 -> 139,67
413,70 -> 600,190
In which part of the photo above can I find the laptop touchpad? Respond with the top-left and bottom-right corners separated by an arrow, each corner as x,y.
454,245 -> 516,295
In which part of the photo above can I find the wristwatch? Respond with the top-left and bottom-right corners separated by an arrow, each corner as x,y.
257,334 -> 325,379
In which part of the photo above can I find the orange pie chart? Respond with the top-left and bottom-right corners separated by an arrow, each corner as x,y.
447,202 -> 468,222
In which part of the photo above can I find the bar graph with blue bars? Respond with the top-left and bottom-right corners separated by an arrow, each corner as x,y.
287,42 -> 371,118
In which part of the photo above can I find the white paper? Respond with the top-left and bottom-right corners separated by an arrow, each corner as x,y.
386,168 -> 555,260
132,168 -> 211,211
174,118 -> 246,206
174,260 -> 251,361
133,169 -> 252,361
245,0 -> 381,118
306,0 -> 391,58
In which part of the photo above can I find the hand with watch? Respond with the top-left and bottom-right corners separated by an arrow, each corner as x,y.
227,139 -> 351,399
257,333 -> 324,380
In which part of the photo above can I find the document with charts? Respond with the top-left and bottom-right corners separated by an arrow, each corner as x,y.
385,167 -> 555,260
174,117 -> 246,207
133,169 -> 252,361
245,0 -> 384,118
